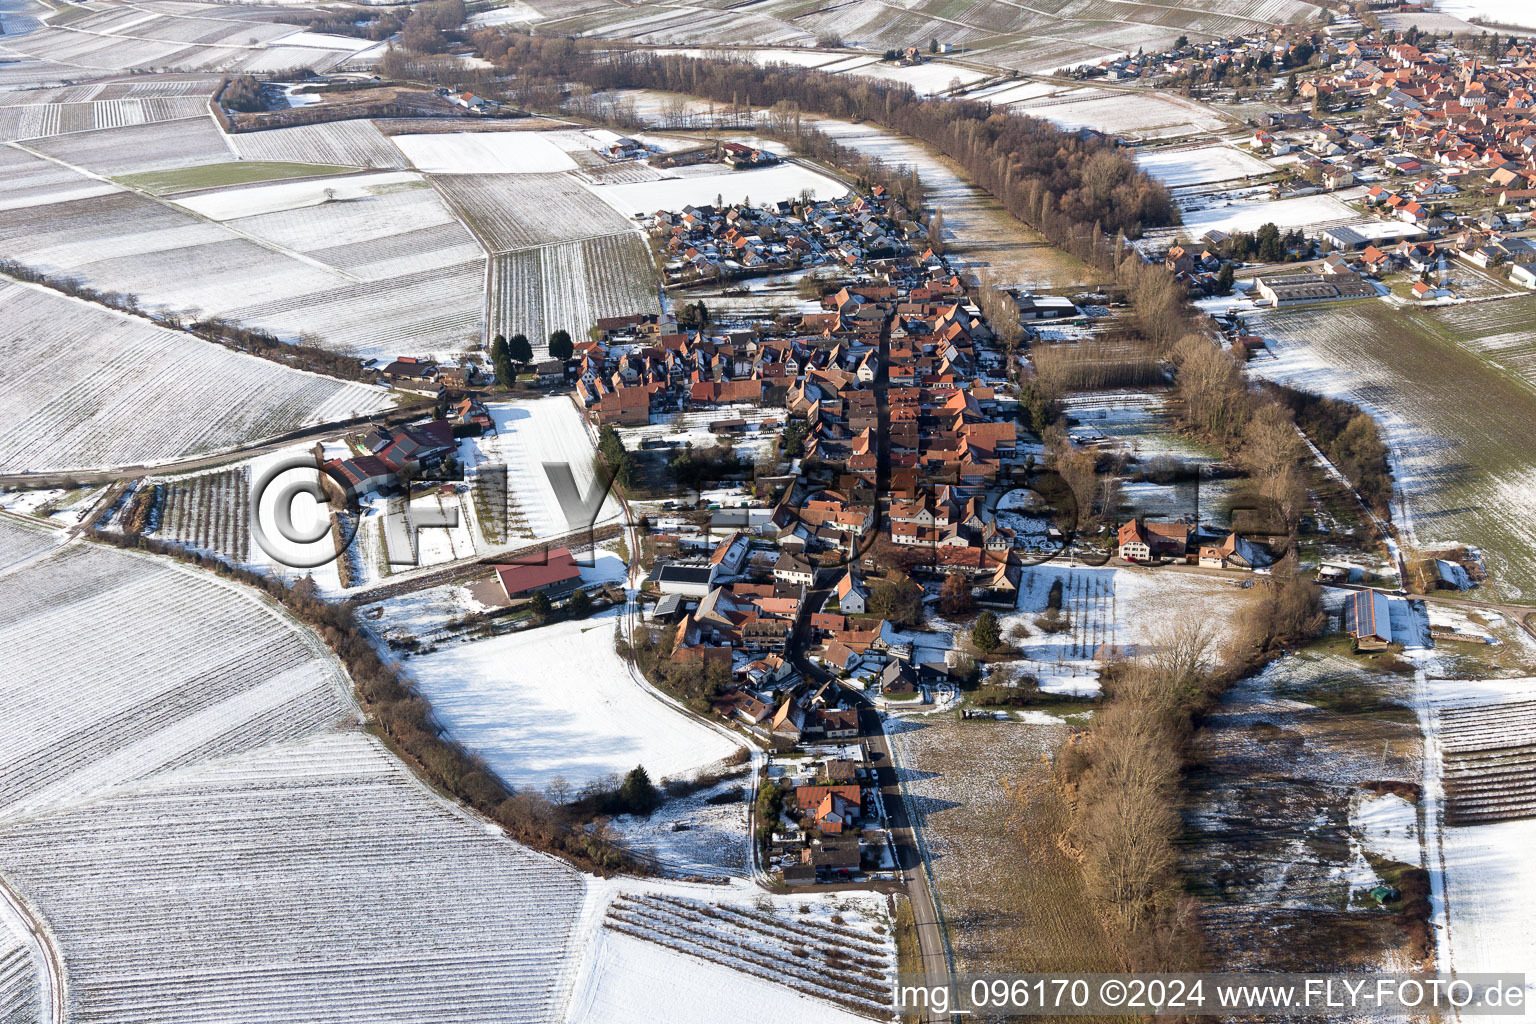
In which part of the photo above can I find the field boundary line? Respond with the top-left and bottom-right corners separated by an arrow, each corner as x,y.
5,140 -> 369,285
0,869 -> 66,1024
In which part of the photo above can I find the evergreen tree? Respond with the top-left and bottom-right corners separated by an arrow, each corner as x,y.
618,766 -> 661,814
972,610 -> 1001,653
508,333 -> 533,366
548,329 -> 574,360
528,590 -> 552,619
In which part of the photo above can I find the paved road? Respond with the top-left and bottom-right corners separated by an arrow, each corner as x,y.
859,706 -> 953,1021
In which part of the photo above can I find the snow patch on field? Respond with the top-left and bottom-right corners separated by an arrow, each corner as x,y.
393,132 -> 580,174
1350,791 -> 1421,865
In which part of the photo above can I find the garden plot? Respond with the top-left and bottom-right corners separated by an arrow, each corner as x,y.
488,233 -> 659,353
1250,303 -> 1536,602
573,890 -> 894,1023
0,279 -> 392,473
226,119 -> 409,170
399,608 -> 741,790
432,172 -> 637,251
392,131 -> 580,174
603,773 -> 751,879
1001,566 -> 1255,695
585,162 -> 846,216
1135,144 -> 1274,188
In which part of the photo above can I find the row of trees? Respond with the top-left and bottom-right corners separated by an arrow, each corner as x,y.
461,42 -> 1174,248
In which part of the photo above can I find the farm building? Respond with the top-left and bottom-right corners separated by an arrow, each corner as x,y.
493,547 -> 584,602
1117,518 -> 1190,562
651,562 -> 717,597
1254,272 -> 1376,305
1343,589 -> 1393,651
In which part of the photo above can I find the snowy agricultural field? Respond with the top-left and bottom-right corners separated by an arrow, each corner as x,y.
459,396 -> 624,540
1432,0 -> 1536,28
0,542 -> 359,817
172,171 -> 422,221
836,59 -> 986,97
0,539 -> 595,1024
489,233 -> 660,353
432,172 -> 638,251
1249,303 -> 1536,602
1009,87 -> 1230,140
0,513 -> 58,574
177,173 -> 485,283
1179,192 -> 1362,236
585,163 -> 847,217
0,279 -> 393,474
1135,145 -> 1275,188
569,888 -> 895,1024
227,120 -> 408,170
0,881 -> 47,1023
0,730 -> 589,1024
397,608 -> 742,790
0,149 -> 486,361
392,131 -> 581,174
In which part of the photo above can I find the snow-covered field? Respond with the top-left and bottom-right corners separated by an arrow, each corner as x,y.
401,608 -> 741,790
0,145 -> 485,361
1180,192 -> 1362,236
586,163 -> 846,216
459,397 -> 624,540
1432,0 -> 1536,27
0,513 -> 59,573
0,539 -> 594,1023
1135,145 -> 1274,188
0,279 -> 393,473
393,132 -> 581,174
